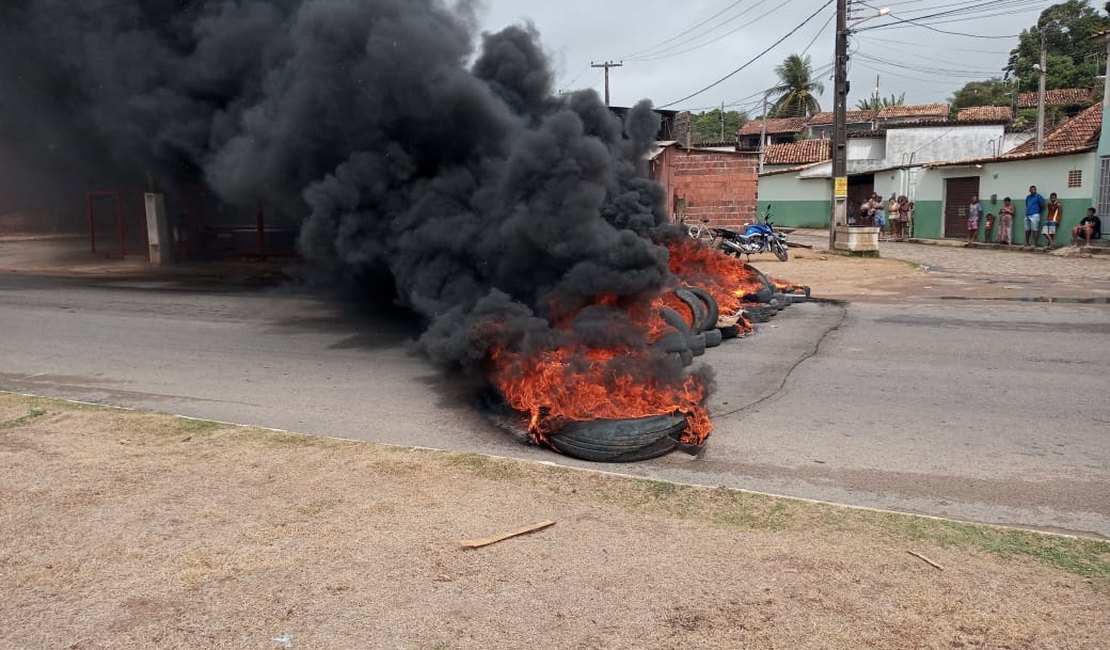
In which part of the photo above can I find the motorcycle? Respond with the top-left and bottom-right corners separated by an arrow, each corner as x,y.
698,211 -> 789,262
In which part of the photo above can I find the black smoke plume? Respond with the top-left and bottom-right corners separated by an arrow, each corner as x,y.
1,0 -> 703,389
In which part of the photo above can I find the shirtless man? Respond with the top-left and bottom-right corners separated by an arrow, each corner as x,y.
1072,208 -> 1101,247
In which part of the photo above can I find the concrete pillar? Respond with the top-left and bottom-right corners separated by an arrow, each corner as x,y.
144,193 -> 172,265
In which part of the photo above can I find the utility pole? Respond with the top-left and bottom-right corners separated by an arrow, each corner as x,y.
1035,31 -> 1047,151
719,101 -> 725,141
759,92 -> 769,173
591,61 -> 623,106
830,0 -> 850,251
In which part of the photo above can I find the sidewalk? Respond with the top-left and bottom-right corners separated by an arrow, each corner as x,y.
769,228 -> 1110,302
0,234 -> 289,287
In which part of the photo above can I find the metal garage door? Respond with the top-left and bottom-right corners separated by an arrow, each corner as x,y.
944,177 -> 980,238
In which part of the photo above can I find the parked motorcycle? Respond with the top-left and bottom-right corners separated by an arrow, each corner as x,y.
701,211 -> 789,262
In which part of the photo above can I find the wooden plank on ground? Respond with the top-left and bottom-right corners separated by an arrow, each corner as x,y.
459,520 -> 556,549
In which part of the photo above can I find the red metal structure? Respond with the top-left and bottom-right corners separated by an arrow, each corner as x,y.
86,190 -> 148,259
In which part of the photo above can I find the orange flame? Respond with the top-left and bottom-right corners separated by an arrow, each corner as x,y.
488,292 -> 712,447
767,274 -> 808,295
484,240 -> 805,454
665,239 -> 766,316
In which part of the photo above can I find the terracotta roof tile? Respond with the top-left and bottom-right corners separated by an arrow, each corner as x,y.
877,103 -> 950,119
1016,88 -> 1095,108
737,117 -> 808,136
1007,103 -> 1102,155
956,106 -> 1013,122
806,110 -> 877,125
762,139 -> 831,165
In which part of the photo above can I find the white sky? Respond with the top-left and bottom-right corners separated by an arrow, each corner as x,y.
477,0 -> 1065,115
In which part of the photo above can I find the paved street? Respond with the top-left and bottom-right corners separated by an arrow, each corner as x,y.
1,239 -> 1109,536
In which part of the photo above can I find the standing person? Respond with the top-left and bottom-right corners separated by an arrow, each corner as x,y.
874,193 -> 886,233
1024,184 -> 1045,248
999,197 -> 1015,246
1041,192 -> 1062,248
967,195 -> 983,243
984,212 -> 995,242
887,193 -> 900,240
896,194 -> 910,241
1072,207 -> 1102,247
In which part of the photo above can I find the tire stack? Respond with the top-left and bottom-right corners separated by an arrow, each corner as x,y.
544,269 -> 811,464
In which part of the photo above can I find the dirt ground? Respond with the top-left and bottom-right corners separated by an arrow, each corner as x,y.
1,394 -> 1107,650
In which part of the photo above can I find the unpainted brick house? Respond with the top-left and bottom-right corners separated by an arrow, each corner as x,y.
649,142 -> 759,230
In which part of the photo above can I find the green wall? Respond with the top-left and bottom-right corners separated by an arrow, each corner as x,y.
908,200 -> 943,239
758,199 -> 832,228
998,197 -> 1092,245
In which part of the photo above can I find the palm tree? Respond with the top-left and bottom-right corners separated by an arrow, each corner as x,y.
856,93 -> 905,111
769,54 -> 824,118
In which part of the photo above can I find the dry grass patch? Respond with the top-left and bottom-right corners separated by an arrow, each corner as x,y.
1,392 -> 1107,649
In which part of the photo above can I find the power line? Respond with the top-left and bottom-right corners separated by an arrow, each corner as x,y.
617,0 -> 750,60
801,11 -> 837,57
657,0 -> 835,109
858,12 -> 1022,39
628,0 -> 802,63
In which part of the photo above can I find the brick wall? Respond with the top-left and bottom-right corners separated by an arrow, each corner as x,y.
666,149 -> 758,230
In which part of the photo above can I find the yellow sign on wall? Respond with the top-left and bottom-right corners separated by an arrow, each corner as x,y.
834,176 -> 848,198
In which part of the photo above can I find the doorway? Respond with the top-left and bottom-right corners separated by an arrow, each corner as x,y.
944,176 -> 980,238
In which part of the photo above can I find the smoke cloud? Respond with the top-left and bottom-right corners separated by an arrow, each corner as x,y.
1,0 -> 691,383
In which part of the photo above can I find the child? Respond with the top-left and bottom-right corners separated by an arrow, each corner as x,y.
984,213 -> 995,243
999,197 -> 1014,246
967,195 -> 982,243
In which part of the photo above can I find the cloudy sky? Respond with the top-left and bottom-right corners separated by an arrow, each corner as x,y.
478,0 -> 1064,115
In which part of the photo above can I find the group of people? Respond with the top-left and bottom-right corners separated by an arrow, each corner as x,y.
966,185 -> 1102,248
861,193 -> 914,241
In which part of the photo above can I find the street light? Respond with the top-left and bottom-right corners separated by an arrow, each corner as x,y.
851,6 -> 890,29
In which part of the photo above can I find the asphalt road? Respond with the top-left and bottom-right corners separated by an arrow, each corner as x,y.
2,272 -> 1108,537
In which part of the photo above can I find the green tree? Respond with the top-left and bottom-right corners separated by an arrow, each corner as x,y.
856,93 -> 905,111
769,54 -> 824,117
949,78 -> 1014,111
690,109 -> 747,144
1004,0 -> 1110,92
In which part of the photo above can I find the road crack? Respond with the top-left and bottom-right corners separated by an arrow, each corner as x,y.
715,301 -> 849,420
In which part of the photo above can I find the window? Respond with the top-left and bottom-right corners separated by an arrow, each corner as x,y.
1068,169 -> 1082,188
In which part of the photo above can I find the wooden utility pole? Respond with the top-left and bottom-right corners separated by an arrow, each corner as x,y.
1035,30 -> 1047,151
591,61 -> 623,106
830,0 -> 849,251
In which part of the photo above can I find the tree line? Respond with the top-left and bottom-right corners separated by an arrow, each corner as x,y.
686,0 -> 1109,143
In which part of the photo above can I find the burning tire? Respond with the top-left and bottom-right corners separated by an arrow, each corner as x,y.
743,304 -> 776,322
656,307 -> 695,366
719,324 -> 741,339
546,413 -> 691,462
684,287 -> 720,332
703,328 -> 723,348
673,288 -> 708,332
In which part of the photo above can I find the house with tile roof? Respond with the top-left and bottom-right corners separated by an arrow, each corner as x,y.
756,108 -> 1024,229
1014,87 -> 1100,131
762,140 -> 831,167
804,110 -> 878,139
876,103 -> 950,124
893,103 -> 1102,243
956,106 -> 1014,123
1016,88 -> 1096,109
736,117 -> 808,151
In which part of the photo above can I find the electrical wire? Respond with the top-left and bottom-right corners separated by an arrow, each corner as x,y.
657,0 -> 835,109
617,0 -> 752,60
628,0 -> 803,62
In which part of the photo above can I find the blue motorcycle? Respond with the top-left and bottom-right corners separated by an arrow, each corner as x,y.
710,209 -> 789,261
